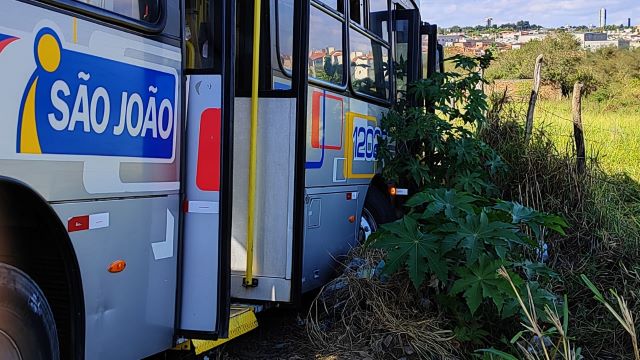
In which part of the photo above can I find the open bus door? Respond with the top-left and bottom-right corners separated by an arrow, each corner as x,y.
392,6 -> 421,102
175,0 -> 241,347
420,22 -> 440,79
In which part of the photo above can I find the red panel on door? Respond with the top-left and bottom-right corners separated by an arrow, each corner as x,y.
196,108 -> 221,191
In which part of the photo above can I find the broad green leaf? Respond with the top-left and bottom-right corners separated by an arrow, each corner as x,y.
418,188 -> 478,220
450,210 -> 523,264
404,191 -> 432,208
369,216 -> 447,288
451,255 -> 506,314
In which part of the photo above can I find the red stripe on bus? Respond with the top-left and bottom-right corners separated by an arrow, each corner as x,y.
311,91 -> 322,148
311,91 -> 344,150
196,108 -> 221,192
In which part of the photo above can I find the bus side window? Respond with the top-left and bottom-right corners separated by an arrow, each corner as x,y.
393,13 -> 409,100
421,33 -> 429,79
368,0 -> 389,41
276,0 -> 294,75
349,0 -> 364,25
73,0 -> 161,23
349,28 -> 389,99
317,0 -> 344,13
185,0 -> 214,70
308,3 -> 346,86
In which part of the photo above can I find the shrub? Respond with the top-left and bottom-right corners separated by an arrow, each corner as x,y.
371,54 -> 568,346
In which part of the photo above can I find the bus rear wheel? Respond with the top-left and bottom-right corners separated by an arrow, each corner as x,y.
360,187 -> 396,242
0,263 -> 60,360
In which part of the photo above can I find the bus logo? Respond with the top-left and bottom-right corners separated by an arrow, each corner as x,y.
0,33 -> 19,54
16,28 -> 177,160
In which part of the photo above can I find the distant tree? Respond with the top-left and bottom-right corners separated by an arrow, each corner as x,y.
486,32 -> 584,96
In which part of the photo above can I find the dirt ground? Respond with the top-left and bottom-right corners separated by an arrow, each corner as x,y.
216,305 -> 327,360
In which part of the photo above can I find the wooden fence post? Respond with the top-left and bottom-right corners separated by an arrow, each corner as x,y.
525,54 -> 544,142
572,82 -> 586,174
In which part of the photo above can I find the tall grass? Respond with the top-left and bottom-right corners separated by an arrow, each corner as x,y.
534,99 -> 640,181
482,93 -> 640,358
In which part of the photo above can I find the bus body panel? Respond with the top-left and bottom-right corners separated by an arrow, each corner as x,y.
305,86 -> 387,189
302,85 -> 388,292
302,184 -> 368,292
53,195 -> 179,359
0,1 -> 181,202
0,2 -> 182,358
230,97 -> 296,301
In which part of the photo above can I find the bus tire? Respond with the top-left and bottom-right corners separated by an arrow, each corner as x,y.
0,263 -> 60,360
360,187 -> 396,242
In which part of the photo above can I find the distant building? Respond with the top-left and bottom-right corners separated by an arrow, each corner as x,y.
436,34 -> 466,47
585,39 -> 629,51
519,33 -> 547,43
572,32 -> 631,50
600,8 -> 607,28
574,32 -> 608,42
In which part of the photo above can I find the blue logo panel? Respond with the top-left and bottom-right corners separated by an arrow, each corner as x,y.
17,28 -> 177,160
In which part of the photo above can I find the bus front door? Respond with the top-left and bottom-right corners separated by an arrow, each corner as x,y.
177,0 -> 237,345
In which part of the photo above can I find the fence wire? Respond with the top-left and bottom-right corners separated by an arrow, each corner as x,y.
486,89 -> 640,181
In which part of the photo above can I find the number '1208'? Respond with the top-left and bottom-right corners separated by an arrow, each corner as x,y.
352,123 -> 384,162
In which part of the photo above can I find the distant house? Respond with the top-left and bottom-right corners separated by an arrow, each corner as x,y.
518,33 -> 547,43
308,47 -> 343,78
586,39 -> 629,50
573,32 -> 631,51
573,32 -> 608,42
350,53 -> 374,81
496,31 -> 547,44
437,34 -> 465,47
573,32 -> 630,50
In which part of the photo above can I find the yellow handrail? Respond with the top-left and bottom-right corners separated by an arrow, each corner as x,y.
244,0 -> 261,287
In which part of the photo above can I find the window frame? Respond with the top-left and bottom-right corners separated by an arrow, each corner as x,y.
275,0 -> 399,104
183,0 -> 221,73
347,23 -> 391,102
367,0 -> 390,42
347,0 -> 391,103
41,0 -> 167,34
275,0 -> 294,78
306,0 -> 349,91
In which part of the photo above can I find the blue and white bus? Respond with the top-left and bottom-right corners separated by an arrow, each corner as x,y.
0,0 -> 438,358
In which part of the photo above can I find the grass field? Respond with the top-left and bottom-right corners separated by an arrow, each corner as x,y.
512,98 -> 640,181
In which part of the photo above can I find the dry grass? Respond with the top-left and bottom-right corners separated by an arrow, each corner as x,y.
305,249 -> 457,360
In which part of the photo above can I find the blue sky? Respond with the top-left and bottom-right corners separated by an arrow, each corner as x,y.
419,0 -> 640,28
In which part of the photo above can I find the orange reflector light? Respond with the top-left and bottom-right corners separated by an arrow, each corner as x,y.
389,187 -> 397,196
348,215 -> 356,223
108,260 -> 126,273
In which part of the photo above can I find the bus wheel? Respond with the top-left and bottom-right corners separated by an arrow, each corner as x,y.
359,187 -> 396,243
0,263 -> 60,360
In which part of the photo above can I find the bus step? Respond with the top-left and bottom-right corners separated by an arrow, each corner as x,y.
191,305 -> 258,355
